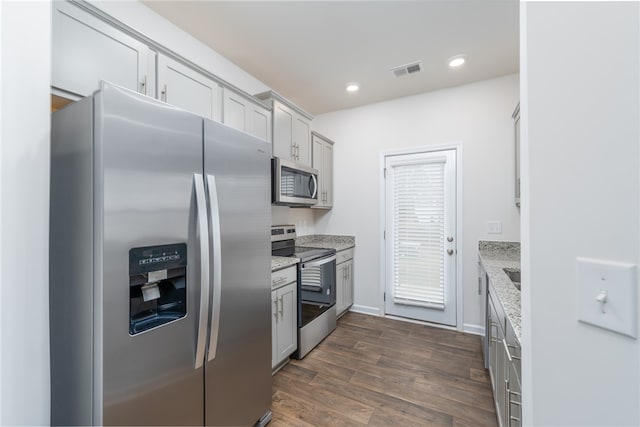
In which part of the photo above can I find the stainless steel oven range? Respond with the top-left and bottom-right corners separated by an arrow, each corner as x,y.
271,225 -> 337,359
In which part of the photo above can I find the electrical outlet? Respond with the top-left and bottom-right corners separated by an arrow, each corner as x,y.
487,221 -> 502,234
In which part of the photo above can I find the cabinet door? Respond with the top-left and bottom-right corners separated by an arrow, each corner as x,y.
276,283 -> 297,363
273,102 -> 294,161
271,290 -> 278,368
336,262 -> 347,316
222,89 -> 247,132
323,142 -> 334,207
346,260 -> 354,308
249,103 -> 271,142
294,117 -> 311,167
52,1 -> 150,98
157,54 -> 222,121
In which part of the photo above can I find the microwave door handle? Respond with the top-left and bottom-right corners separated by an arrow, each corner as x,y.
309,174 -> 318,199
302,254 -> 337,268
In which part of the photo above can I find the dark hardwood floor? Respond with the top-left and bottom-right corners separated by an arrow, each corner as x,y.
271,312 -> 498,427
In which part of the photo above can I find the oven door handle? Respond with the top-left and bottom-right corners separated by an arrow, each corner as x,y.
302,254 -> 336,268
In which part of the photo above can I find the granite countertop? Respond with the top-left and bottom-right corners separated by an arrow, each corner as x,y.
478,241 -> 521,342
295,234 -> 356,252
271,256 -> 299,272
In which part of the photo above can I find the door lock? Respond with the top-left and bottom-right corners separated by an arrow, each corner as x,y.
447,236 -> 454,242
447,249 -> 454,255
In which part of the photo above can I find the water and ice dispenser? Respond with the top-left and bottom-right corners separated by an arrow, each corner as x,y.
129,243 -> 187,335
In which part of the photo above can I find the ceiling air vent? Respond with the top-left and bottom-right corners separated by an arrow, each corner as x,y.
391,61 -> 423,78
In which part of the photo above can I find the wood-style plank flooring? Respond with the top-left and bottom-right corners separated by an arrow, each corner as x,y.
271,312 -> 497,427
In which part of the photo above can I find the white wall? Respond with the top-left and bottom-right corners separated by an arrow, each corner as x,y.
0,1 -> 52,424
313,74 -> 520,329
522,2 -> 640,425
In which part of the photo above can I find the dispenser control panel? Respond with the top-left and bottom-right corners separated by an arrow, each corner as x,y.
129,243 -> 187,336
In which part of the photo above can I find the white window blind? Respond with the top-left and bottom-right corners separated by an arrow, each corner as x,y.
392,157 -> 446,310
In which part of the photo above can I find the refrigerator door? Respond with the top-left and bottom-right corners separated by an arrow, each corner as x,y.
203,120 -> 272,426
96,83 -> 206,425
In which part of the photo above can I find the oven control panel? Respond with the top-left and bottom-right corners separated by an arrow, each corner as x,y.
271,224 -> 296,242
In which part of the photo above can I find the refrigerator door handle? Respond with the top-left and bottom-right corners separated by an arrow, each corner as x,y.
206,174 -> 222,361
194,173 -> 210,370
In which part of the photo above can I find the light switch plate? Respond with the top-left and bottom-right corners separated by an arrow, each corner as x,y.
577,257 -> 637,338
487,221 -> 502,234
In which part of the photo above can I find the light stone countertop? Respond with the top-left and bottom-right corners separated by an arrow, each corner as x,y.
271,256 -> 299,272
478,241 -> 521,342
295,234 -> 355,252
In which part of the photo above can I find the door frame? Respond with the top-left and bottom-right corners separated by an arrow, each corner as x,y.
379,142 -> 464,330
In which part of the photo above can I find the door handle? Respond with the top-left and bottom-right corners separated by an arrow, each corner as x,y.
447,236 -> 454,242
447,249 -> 454,255
193,174 -> 210,370
206,174 -> 222,362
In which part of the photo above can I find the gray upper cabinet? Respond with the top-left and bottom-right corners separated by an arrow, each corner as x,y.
52,1 -> 270,138
52,1 -> 153,99
256,92 -> 313,167
311,132 -> 334,209
157,54 -> 222,122
222,88 -> 272,142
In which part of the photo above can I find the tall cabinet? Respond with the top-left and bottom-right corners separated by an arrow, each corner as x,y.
311,132 -> 334,209
256,92 -> 313,167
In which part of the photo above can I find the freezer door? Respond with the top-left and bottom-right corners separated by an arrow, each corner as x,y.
203,120 -> 272,426
96,83 -> 206,425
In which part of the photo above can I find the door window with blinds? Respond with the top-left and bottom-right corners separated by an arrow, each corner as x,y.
384,149 -> 457,326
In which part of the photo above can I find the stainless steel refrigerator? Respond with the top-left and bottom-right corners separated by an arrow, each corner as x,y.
50,82 -> 272,426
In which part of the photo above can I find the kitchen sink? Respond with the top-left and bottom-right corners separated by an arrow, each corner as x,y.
503,268 -> 521,290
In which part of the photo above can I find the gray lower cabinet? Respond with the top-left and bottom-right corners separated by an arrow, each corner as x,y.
336,248 -> 354,317
52,1 -> 153,99
271,267 -> 297,370
487,283 -> 521,427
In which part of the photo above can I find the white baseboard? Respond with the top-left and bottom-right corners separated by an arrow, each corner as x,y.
463,323 -> 485,336
349,304 -> 381,316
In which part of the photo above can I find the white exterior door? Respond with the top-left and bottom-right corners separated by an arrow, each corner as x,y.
384,149 -> 457,326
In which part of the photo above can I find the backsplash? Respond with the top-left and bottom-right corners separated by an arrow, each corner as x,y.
271,205 -> 315,236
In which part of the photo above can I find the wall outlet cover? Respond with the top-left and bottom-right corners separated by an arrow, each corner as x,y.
487,221 -> 502,234
577,257 -> 638,339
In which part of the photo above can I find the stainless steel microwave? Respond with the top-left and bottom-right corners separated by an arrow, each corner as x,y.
272,158 -> 318,206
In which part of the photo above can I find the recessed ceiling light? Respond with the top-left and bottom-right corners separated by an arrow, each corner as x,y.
448,55 -> 466,68
345,82 -> 360,93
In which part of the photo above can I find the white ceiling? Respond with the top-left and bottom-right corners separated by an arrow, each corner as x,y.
143,1 -> 519,115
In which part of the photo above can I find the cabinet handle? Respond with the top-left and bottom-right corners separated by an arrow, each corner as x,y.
489,322 -> 498,343
478,276 -> 482,295
273,298 -> 278,319
278,295 -> 284,318
140,75 -> 147,95
505,379 -> 510,426
161,84 -> 168,102
272,276 -> 287,287
507,344 -> 521,360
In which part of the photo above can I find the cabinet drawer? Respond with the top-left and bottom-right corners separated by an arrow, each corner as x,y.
337,248 -> 354,264
271,266 -> 297,290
